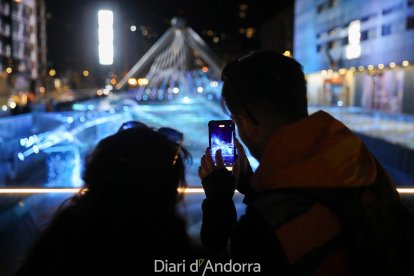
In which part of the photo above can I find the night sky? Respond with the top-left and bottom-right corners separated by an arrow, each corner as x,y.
44,0 -> 294,73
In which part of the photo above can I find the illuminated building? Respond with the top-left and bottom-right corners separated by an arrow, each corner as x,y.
294,0 -> 414,114
0,0 -> 47,106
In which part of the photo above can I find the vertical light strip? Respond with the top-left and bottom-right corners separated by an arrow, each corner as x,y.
346,20 -> 361,60
98,10 -> 114,65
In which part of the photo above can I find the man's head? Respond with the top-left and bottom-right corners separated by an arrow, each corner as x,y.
221,50 -> 308,159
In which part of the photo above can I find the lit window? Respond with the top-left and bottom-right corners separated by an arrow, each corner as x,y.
245,28 -> 255,39
239,4 -> 248,11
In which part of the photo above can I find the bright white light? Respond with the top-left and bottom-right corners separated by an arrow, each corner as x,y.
173,87 -> 180,94
9,101 -> 16,109
197,87 -> 204,93
137,78 -> 149,86
183,96 -> 191,104
103,89 -> 110,95
98,10 -> 114,65
33,145 -> 40,154
130,25 -> 137,32
128,78 -> 138,86
67,117 -> 74,124
2,105 -> 7,111
210,81 -> 218,87
337,101 -> 344,107
346,20 -> 361,60
346,45 -> 361,60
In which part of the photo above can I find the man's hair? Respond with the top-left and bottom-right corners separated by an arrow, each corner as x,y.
221,50 -> 308,125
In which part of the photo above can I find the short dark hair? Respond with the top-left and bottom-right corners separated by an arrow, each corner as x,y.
221,50 -> 308,124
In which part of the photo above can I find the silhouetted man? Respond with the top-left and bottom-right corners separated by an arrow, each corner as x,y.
199,50 -> 413,275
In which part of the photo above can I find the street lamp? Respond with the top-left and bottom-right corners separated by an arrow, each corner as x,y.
49,69 -> 56,77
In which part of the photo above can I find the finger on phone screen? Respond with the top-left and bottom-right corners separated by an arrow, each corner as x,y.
205,147 -> 215,166
201,155 -> 213,172
215,149 -> 225,168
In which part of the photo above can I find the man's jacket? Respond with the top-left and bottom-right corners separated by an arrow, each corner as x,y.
201,111 -> 407,275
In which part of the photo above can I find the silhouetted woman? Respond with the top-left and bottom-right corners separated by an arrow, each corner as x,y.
15,122 -> 201,275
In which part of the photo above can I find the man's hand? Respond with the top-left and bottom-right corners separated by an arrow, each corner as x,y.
232,138 -> 254,196
232,138 -> 250,181
199,147 -> 226,180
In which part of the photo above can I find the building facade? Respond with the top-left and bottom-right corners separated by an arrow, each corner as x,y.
294,0 -> 414,114
0,0 -> 46,108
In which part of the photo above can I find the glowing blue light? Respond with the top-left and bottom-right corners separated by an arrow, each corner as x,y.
72,104 -> 84,111
33,145 -> 40,154
80,116 -> 86,123
67,117 -> 74,124
20,138 -> 26,147
17,153 -> 25,161
183,96 -> 191,104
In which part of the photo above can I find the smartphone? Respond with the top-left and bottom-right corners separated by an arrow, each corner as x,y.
208,120 -> 236,170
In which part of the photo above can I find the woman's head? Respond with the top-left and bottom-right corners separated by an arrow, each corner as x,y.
81,125 -> 189,212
